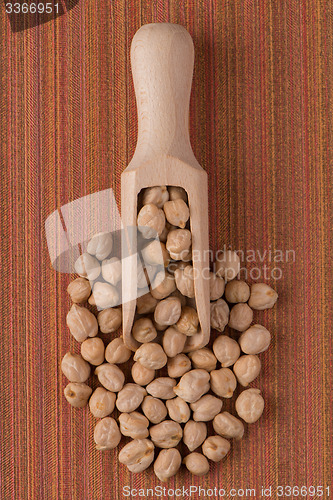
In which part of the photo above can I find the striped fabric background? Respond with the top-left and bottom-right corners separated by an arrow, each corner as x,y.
1,1 -> 332,499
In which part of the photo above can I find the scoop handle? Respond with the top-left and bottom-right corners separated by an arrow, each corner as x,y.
131,23 -> 195,160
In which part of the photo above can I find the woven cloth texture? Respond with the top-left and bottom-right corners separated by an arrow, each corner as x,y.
0,1 -> 332,499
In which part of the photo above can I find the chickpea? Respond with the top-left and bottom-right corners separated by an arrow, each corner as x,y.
92,282 -> 119,309
235,388 -> 264,423
167,354 -> 192,378
166,229 -> 191,261
150,271 -> 176,300
215,250 -> 240,282
74,252 -> 100,281
248,283 -> 278,310
163,199 -> 190,229
87,232 -> 113,261
163,327 -> 186,358
142,185 -> 169,208
141,396 -> 168,424
176,306 -> 198,336
137,203 -> 166,239
116,384 -> 147,413
233,355 -> 261,387
202,436 -> 230,462
89,387 -> 116,418
183,453 -> 209,476
67,277 -> 91,303
97,308 -> 122,333
119,412 -> 149,439
213,335 -> 240,367
225,280 -> 250,303
132,317 -> 157,343
105,337 -> 132,364
118,439 -> 155,473
154,296 -> 182,326
94,363 -> 125,392
94,417 -> 121,450
142,240 -> 170,267
150,420 -> 182,448
228,303 -> 253,332
190,395 -> 223,422
167,260 -> 188,275
133,343 -> 167,370
183,421 -> 207,451
210,368 -> 237,398
209,272 -> 225,301
136,292 -> 158,315
188,348 -> 217,372
64,382 -> 92,408
239,324 -> 271,354
66,304 -> 98,342
136,260 -> 154,289
101,257 -> 122,285
154,448 -> 182,481
210,299 -> 230,332
81,337 -> 105,365
152,319 -> 168,332
168,186 -> 188,203
146,377 -> 176,400
61,352 -> 91,383
174,265 -> 195,298
166,397 -> 190,423
213,411 -> 244,440
173,369 -> 210,403
131,362 -> 155,386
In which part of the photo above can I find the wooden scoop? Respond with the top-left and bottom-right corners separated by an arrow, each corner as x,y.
121,23 -> 210,351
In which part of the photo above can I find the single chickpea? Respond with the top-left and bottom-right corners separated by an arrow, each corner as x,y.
136,292 -> 158,315
167,354 -> 192,378
146,377 -> 177,400
92,282 -> 119,309
183,421 -> 207,451
174,265 -> 195,298
213,411 -> 244,440
210,368 -> 237,398
215,250 -> 240,282
133,342 -> 167,370
87,232 -> 113,261
97,307 -> 122,333
209,272 -> 225,301
228,303 -> 253,332
142,240 -> 170,267
94,363 -> 125,392
188,348 -> 217,372
150,420 -> 182,448
154,448 -> 182,482
81,337 -> 105,365
233,355 -> 261,387
190,395 -> 223,422
166,397 -> 191,423
116,383 -> 147,413
248,283 -> 278,310
173,369 -> 210,403
101,257 -> 122,286
150,270 -> 176,300
105,337 -> 132,364
238,324 -> 271,354
94,417 -> 121,450
166,229 -> 191,260
202,436 -> 230,462
66,304 -> 98,342
176,306 -> 198,336
235,388 -> 265,423
225,280 -> 250,303
137,203 -> 166,239
89,387 -> 116,418
118,439 -> 155,473
183,453 -> 210,476
119,411 -> 149,439
64,382 -> 92,408
163,327 -> 187,358
142,185 -> 169,208
163,199 -> 190,228
131,362 -> 155,386
210,299 -> 230,332
141,396 -> 168,424
132,317 -> 157,343
213,335 -> 240,367
61,352 -> 91,383
67,277 -> 91,304
168,186 -> 188,203
154,296 -> 182,326
74,253 -> 100,281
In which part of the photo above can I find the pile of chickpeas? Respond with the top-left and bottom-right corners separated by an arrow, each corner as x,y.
62,185 -> 278,480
